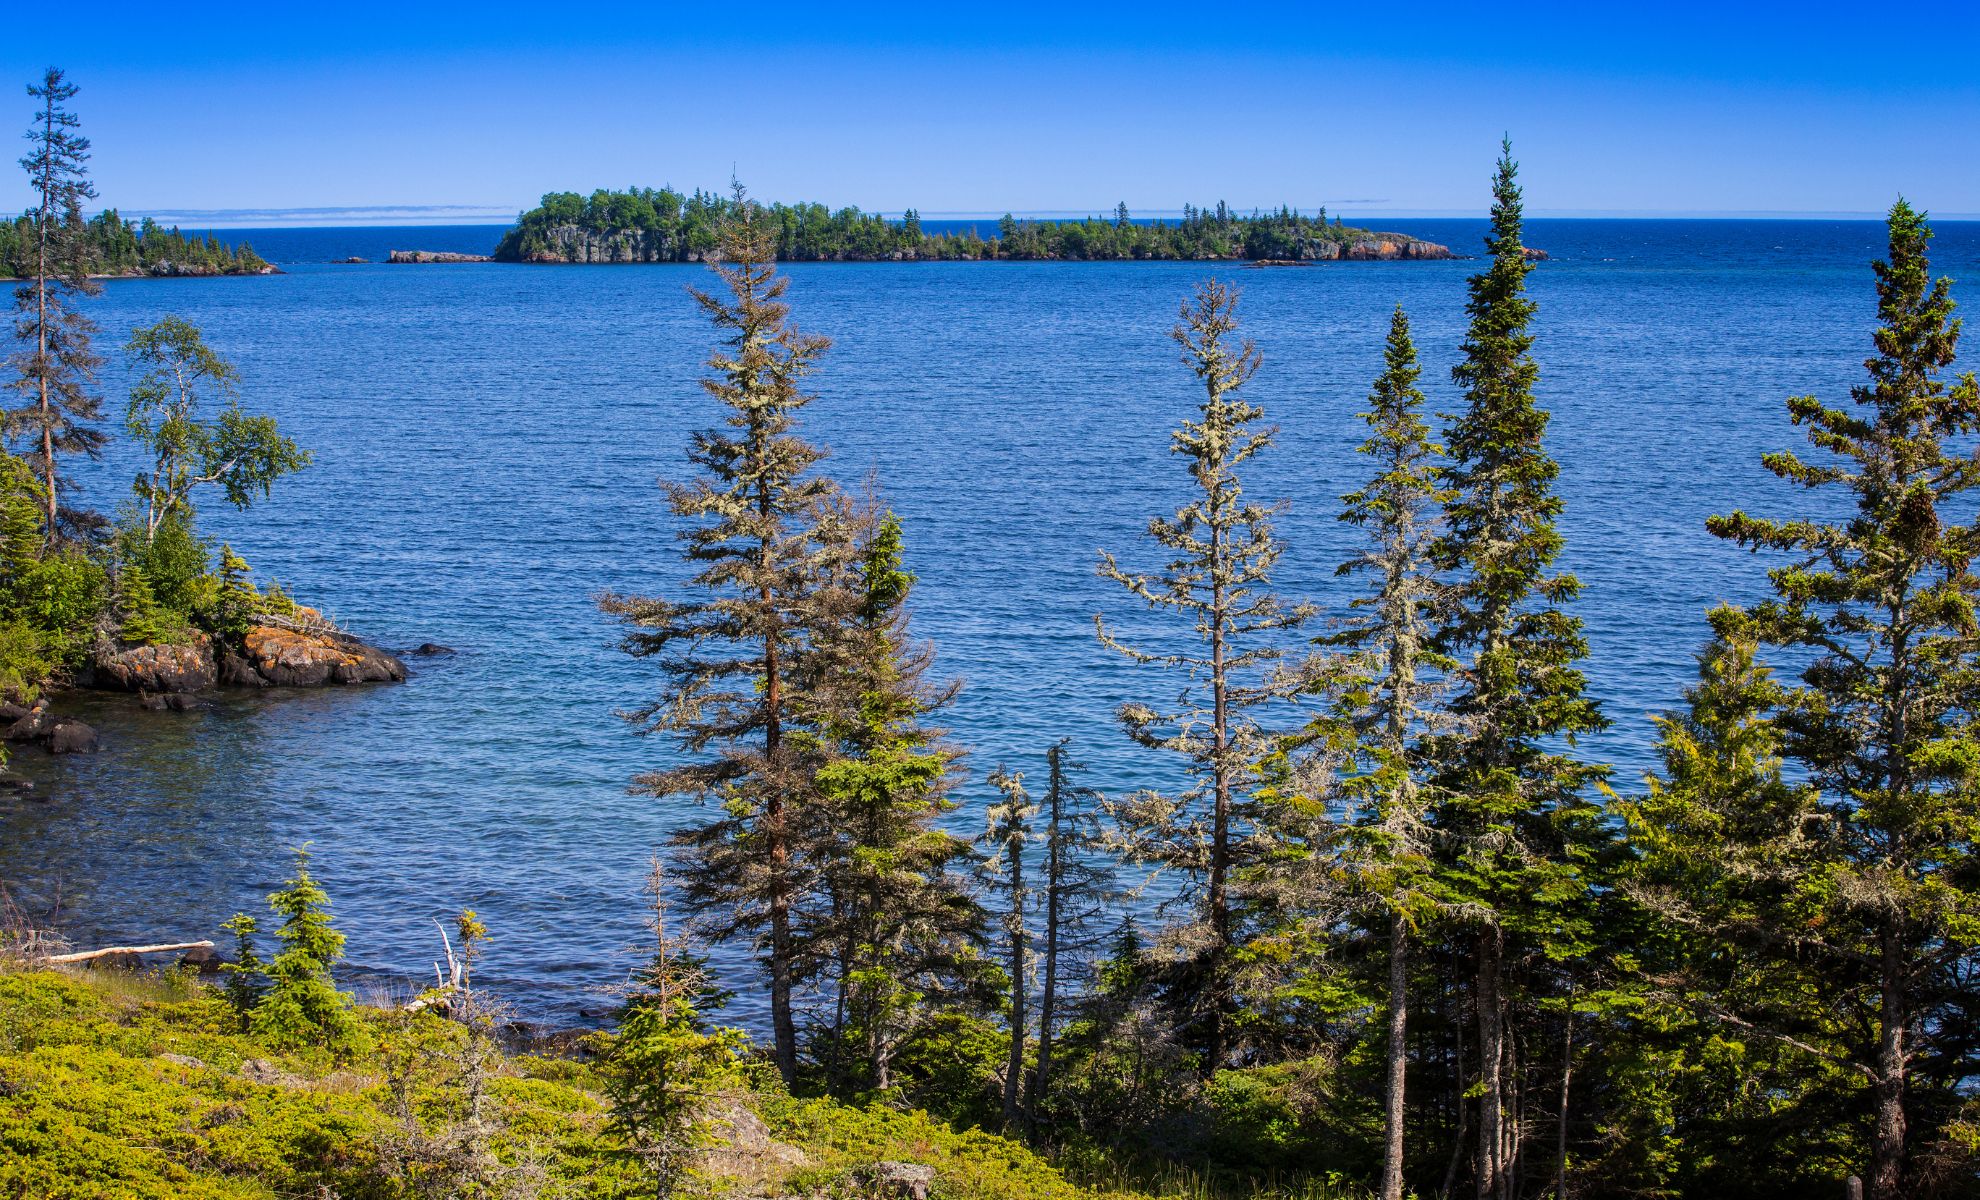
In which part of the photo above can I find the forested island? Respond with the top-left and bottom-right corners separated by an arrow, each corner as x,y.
0,208 -> 271,279
493,186 -> 1455,263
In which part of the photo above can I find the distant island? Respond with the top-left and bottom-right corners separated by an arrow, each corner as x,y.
0,208 -> 273,279
493,187 -> 1456,263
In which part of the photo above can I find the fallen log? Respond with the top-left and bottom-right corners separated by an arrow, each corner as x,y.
45,940 -> 214,965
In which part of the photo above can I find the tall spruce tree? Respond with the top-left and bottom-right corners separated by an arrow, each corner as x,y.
1310,305 -> 1454,1200
1096,279 -> 1313,1073
1432,142 -> 1606,1200
7,68 -> 106,543
1690,200 -> 1980,1200
602,192 -> 837,1085
801,510 -> 988,1099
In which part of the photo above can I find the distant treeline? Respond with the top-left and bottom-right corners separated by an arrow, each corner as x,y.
493,186 -> 1446,262
0,209 -> 270,278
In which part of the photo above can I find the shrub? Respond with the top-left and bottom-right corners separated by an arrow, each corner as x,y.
251,847 -> 359,1054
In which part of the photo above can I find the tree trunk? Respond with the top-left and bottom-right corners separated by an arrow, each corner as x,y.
760,464 -> 797,1087
1476,926 -> 1504,1200
1205,510 -> 1229,1076
1031,748 -> 1064,1123
1869,926 -> 1907,1200
1379,908 -> 1409,1200
1555,1004 -> 1573,1199
1003,845 -> 1027,1130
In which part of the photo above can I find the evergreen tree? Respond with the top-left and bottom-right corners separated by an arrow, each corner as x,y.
601,191 -> 838,1085
802,510 -> 987,1099
1096,279 -> 1314,1073
1028,740 -> 1116,1124
252,845 -> 356,1051
6,69 -> 106,543
1690,200 -> 1980,1200
1307,305 -> 1453,1200
218,911 -> 264,1031
595,861 -> 743,1199
1431,141 -> 1606,1199
984,765 -> 1036,1130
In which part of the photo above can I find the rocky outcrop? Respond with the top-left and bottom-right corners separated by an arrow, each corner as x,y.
219,625 -> 406,688
86,621 -> 405,695
92,634 -> 220,693
387,250 -> 492,264
1331,234 -> 1455,260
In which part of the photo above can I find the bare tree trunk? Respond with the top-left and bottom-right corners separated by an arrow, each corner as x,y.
1031,746 -> 1065,1124
1441,1014 -> 1469,1200
1003,842 -> 1027,1130
1205,513 -> 1230,1076
1379,908 -> 1409,1200
760,479 -> 797,1087
1870,926 -> 1907,1200
1476,926 -> 1504,1200
1555,1005 -> 1573,1199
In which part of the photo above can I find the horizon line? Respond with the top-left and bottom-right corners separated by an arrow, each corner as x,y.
9,204 -> 1980,228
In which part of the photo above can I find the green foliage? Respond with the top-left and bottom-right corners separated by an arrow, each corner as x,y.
123,315 -> 310,538
0,208 -> 269,279
118,511 -> 211,616
7,548 -> 106,666
219,911 -> 264,1030
114,560 -> 170,645
251,846 -> 358,1054
493,186 -> 1427,264
211,543 -> 263,638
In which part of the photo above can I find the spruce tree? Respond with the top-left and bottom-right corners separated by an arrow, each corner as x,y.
1691,200 -> 1980,1200
6,69 -> 106,542
1096,278 -> 1313,1073
1309,305 -> 1453,1200
252,846 -> 356,1052
602,192 -> 837,1085
1028,740 -> 1115,1123
801,511 -> 987,1099
984,765 -> 1036,1130
1431,142 -> 1606,1199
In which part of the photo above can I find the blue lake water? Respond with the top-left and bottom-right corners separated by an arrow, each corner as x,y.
2,217 -> 1974,1024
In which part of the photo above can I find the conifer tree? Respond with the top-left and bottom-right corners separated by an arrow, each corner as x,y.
602,191 -> 837,1085
1308,305 -> 1453,1200
595,861 -> 742,1199
252,846 -> 356,1051
1688,200 -> 1980,1200
984,765 -> 1036,1130
1028,740 -> 1115,1122
6,69 -> 106,542
1096,279 -> 1313,1073
218,911 -> 264,1030
1431,142 -> 1606,1199
802,511 -> 986,1098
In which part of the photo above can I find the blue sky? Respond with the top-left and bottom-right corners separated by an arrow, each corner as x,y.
4,1 -> 1976,224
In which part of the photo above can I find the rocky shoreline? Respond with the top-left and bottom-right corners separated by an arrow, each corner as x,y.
387,249 -> 492,263
500,224 -> 1460,264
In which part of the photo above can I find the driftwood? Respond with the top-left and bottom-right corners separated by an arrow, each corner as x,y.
45,940 -> 213,965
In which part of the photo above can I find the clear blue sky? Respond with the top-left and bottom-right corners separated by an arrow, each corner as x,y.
4,1 -> 1976,224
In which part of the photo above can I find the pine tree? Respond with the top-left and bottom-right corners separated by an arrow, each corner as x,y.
1431,141 -> 1606,1199
1308,305 -> 1454,1200
602,191 -> 838,1085
1096,279 -> 1314,1073
6,69 -> 106,543
1694,199 -> 1980,1200
252,845 -> 356,1051
802,510 -> 987,1099
218,911 -> 264,1031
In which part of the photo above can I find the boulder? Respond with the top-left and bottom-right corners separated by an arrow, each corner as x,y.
860,1162 -> 936,1200
93,635 -> 218,693
46,720 -> 98,754
3,710 -> 52,742
178,944 -> 225,975
410,642 -> 455,656
86,951 -> 144,971
138,692 -> 202,712
230,625 -> 408,688
0,701 -> 30,724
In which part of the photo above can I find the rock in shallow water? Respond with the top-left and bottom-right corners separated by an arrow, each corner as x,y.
92,635 -> 219,693
221,625 -> 407,688
46,721 -> 98,754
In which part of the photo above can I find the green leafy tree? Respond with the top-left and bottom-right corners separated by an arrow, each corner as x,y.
123,315 -> 309,542
251,845 -> 357,1052
1430,141 -> 1607,1199
1691,200 -> 1980,1200
600,190 -> 839,1085
1096,279 -> 1313,1073
6,68 -> 107,542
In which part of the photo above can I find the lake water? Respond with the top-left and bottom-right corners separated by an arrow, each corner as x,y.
3,217 -> 1974,1024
